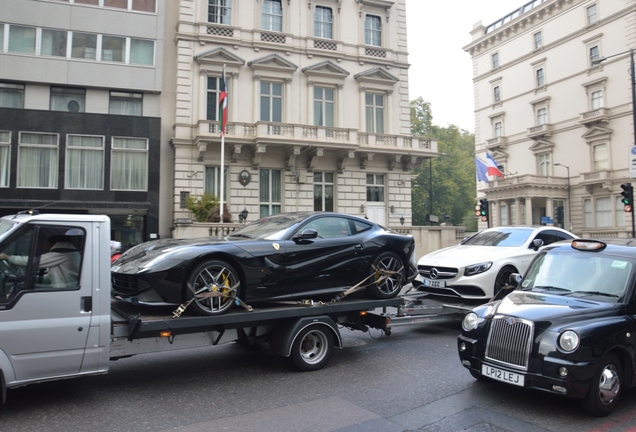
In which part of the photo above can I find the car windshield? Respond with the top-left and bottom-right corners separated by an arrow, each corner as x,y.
228,213 -> 309,240
462,228 -> 534,247
520,250 -> 632,301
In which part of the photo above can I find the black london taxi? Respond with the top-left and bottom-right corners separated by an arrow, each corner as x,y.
457,239 -> 636,416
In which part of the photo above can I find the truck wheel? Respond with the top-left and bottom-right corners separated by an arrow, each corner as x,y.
366,252 -> 404,299
581,353 -> 622,416
186,259 -> 240,316
288,324 -> 334,371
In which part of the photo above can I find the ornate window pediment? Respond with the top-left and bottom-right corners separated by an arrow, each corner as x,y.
248,53 -> 299,73
529,138 -> 554,154
582,124 -> 612,142
302,60 -> 350,79
354,67 -> 398,85
194,47 -> 245,68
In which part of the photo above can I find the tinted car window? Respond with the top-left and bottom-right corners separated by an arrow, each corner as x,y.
462,228 -> 533,247
303,217 -> 351,238
534,230 -> 574,246
352,220 -> 372,234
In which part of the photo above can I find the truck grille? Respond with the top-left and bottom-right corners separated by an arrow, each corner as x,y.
485,315 -> 533,370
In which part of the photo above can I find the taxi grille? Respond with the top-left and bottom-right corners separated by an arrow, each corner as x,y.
484,316 -> 533,370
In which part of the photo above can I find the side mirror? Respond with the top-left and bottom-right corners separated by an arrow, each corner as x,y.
508,273 -> 522,288
294,228 -> 318,241
531,239 -> 544,251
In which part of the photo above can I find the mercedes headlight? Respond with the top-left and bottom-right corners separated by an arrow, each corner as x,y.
464,262 -> 493,276
558,330 -> 580,352
462,312 -> 480,331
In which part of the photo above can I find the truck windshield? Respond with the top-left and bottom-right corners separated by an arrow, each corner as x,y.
0,219 -> 17,241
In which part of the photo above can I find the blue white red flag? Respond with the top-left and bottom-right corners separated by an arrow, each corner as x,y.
486,153 -> 504,178
475,157 -> 489,183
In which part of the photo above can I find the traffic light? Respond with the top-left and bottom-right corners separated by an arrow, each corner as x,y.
621,183 -> 633,213
476,199 -> 489,222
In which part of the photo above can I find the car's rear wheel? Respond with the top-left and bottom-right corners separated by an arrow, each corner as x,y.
494,265 -> 517,298
366,251 -> 404,299
185,259 -> 240,316
581,353 -> 622,416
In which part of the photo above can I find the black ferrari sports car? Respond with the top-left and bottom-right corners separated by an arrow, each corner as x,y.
111,212 -> 417,315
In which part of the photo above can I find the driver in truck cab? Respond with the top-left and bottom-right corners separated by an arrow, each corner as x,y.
0,234 -> 81,290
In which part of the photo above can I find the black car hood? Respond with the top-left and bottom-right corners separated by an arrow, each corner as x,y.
493,290 -> 617,327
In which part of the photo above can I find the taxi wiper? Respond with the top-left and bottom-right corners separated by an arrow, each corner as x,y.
530,286 -> 571,292
565,291 -> 620,298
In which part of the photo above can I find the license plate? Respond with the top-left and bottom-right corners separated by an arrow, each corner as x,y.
482,364 -> 525,386
422,278 -> 445,288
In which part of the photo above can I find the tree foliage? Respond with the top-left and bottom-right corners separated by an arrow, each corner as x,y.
410,98 -> 477,231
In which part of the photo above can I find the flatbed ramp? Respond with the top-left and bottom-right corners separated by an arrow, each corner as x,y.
387,293 -> 475,327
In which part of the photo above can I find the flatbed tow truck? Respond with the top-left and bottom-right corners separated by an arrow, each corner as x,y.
0,212 -> 470,404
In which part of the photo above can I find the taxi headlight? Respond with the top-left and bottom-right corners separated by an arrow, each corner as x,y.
558,330 -> 580,352
464,262 -> 493,276
462,312 -> 480,331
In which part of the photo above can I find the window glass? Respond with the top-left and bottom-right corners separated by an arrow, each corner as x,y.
584,199 -> 592,228
205,166 -> 228,197
111,137 -> 148,191
364,15 -> 381,46
0,24 -> 4,50
536,68 -> 544,86
104,0 -> 128,8
8,25 -> 36,54
259,168 -> 282,217
41,29 -> 67,57
18,133 -> 58,188
50,87 -> 85,112
260,81 -> 282,122
314,6 -> 333,39
75,0 -> 99,4
590,45 -> 600,65
208,0 -> 231,24
538,153 -> 550,176
304,217 -> 350,238
314,87 -> 334,127
207,76 -> 231,123
313,171 -> 334,211
493,86 -> 500,102
596,197 -> 611,227
537,107 -> 547,125
462,228 -> 534,247
262,0 -> 283,32
102,35 -> 125,62
494,122 -> 502,137
366,174 -> 384,202
130,38 -> 154,65
109,91 -> 142,115
66,135 -> 104,190
365,93 -> 384,133
591,90 -> 603,109
534,32 -> 542,49
0,82 -> 25,109
132,0 -> 156,12
71,32 -> 97,59
492,53 -> 498,68
0,131 -> 10,187
587,4 -> 597,24
593,143 -> 608,171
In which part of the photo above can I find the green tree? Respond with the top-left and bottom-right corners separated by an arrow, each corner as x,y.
410,100 -> 477,231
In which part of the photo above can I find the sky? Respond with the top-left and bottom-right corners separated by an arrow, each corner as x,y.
405,0 -> 517,132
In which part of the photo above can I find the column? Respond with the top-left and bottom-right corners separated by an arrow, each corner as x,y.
525,197 -> 533,225
514,198 -> 521,225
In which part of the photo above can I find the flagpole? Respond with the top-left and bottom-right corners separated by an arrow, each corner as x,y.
220,133 -> 224,224
219,64 -> 227,223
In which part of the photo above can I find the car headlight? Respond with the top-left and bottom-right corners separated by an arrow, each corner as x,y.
462,312 -> 480,331
558,330 -> 580,352
464,262 -> 493,276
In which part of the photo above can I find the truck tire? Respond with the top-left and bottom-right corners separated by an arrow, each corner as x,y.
581,353 -> 622,416
288,324 -> 334,371
186,259 -> 240,316
366,252 -> 404,299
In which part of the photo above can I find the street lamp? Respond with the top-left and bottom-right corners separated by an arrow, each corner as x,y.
593,49 -> 636,238
554,163 -> 571,231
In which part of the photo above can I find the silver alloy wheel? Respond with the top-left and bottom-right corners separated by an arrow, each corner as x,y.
374,254 -> 402,295
300,329 -> 329,365
598,364 -> 620,406
191,262 -> 238,314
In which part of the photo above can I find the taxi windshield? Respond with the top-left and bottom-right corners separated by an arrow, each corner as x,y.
521,250 -> 632,301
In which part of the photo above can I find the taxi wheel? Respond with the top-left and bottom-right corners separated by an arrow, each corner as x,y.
469,369 -> 488,382
494,266 -> 517,297
581,353 -> 622,417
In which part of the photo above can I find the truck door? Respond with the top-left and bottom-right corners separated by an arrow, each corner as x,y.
0,222 -> 92,382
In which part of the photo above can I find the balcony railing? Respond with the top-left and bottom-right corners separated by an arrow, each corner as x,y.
197,121 -> 436,152
526,123 -> 552,139
486,136 -> 508,149
579,107 -> 610,125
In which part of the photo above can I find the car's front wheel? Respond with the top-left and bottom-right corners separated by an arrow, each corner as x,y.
581,353 -> 622,416
366,251 -> 404,299
185,259 -> 240,316
494,265 -> 517,298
